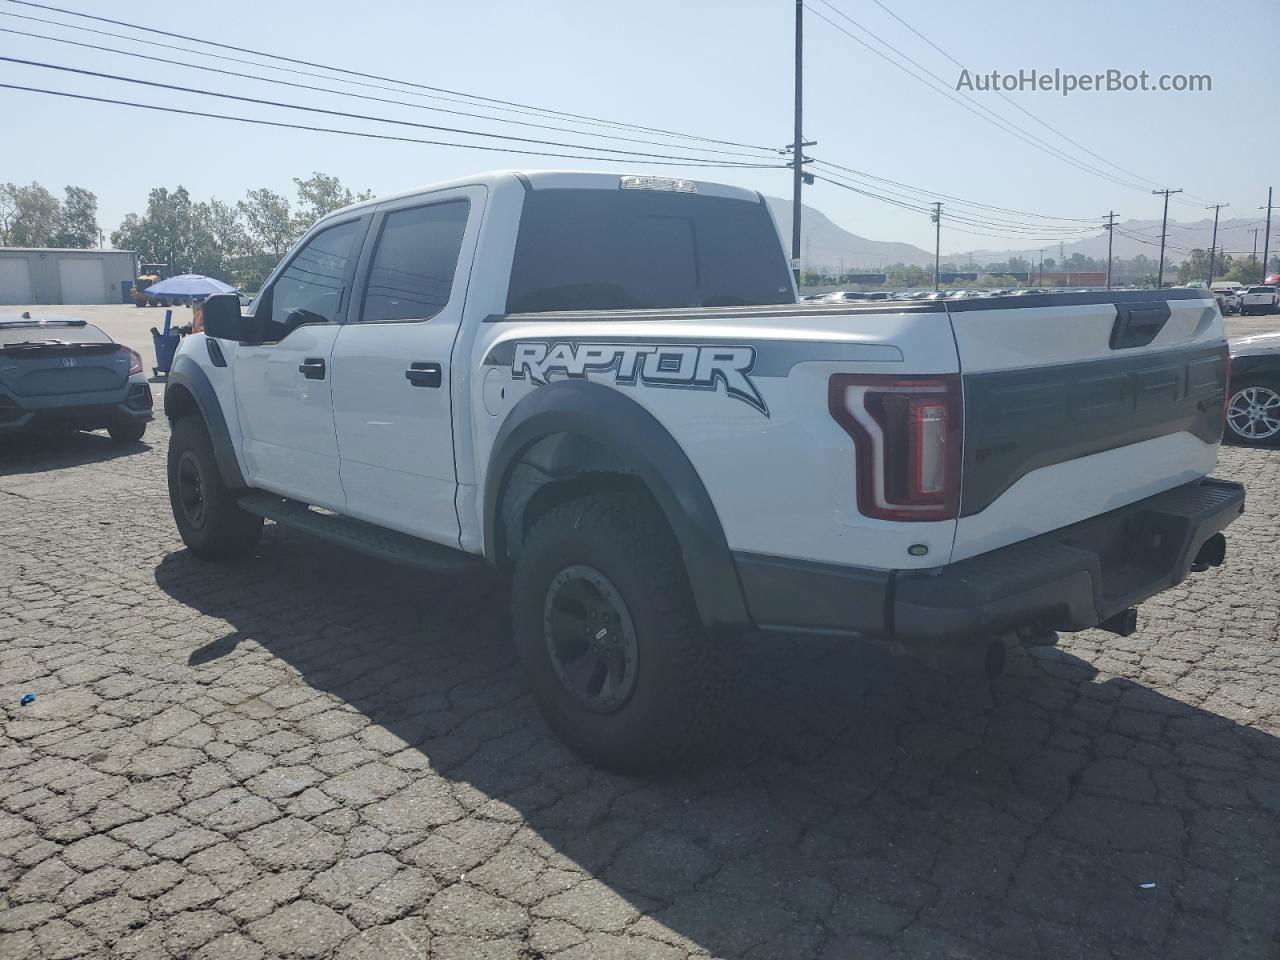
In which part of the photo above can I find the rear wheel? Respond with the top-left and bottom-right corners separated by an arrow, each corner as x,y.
1226,377 -> 1280,446
167,416 -> 263,559
107,421 -> 146,443
511,492 -> 730,772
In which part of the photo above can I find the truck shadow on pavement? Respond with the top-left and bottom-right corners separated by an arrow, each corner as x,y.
0,430 -> 150,477
154,528 -> 1280,960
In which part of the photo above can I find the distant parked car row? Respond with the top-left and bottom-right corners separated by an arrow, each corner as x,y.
1206,282 -> 1279,316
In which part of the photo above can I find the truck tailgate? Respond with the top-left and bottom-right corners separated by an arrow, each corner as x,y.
947,290 -> 1226,561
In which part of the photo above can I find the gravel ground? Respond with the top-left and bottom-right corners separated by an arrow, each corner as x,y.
0,342 -> 1278,959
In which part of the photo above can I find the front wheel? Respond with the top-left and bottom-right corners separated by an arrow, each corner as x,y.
167,416 -> 263,559
511,492 -> 730,772
1226,378 -> 1280,446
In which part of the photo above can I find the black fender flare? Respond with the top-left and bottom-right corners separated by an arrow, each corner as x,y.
483,380 -> 750,633
164,353 -> 248,491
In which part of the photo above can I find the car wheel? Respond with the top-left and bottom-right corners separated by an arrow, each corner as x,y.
511,492 -> 730,772
107,421 -> 146,443
167,416 -> 264,559
1225,378 -> 1280,446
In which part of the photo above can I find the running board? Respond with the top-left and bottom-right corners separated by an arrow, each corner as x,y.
237,492 -> 479,573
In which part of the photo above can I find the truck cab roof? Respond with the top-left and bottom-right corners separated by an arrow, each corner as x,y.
313,170 -> 765,228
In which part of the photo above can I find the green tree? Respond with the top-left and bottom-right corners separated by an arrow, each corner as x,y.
292,171 -> 373,229
1,182 -> 63,246
1226,258 -> 1263,284
238,188 -> 297,261
52,186 -> 99,248
111,186 -> 210,274
1176,249 -> 1211,284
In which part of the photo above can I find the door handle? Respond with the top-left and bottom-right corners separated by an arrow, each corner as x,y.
298,358 -> 326,380
405,361 -> 442,388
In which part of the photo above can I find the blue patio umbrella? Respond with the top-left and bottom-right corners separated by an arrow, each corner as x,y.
144,274 -> 238,299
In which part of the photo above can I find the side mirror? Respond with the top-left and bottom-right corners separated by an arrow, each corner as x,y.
202,293 -> 255,342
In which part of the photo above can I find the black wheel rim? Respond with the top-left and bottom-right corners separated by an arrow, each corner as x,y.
543,565 -> 639,714
177,450 -> 207,528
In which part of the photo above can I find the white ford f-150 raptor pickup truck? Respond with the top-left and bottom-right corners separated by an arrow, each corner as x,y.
164,170 -> 1244,770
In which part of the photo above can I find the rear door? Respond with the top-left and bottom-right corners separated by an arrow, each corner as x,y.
233,217 -> 367,511
330,186 -> 481,544
948,291 -> 1226,560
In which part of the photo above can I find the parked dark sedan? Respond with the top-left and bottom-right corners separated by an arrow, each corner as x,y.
0,315 -> 153,442
1227,331 -> 1280,445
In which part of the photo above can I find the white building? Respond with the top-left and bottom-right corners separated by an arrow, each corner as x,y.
0,248 -> 138,305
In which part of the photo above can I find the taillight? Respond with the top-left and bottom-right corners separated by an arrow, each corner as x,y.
828,374 -> 962,521
123,347 -> 143,376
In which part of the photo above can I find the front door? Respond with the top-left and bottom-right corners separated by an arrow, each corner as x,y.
234,217 -> 366,510
331,189 -> 480,544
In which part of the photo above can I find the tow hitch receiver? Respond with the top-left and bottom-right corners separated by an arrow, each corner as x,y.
1099,608 -> 1138,637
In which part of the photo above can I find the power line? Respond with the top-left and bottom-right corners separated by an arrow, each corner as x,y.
811,159 -> 1096,223
0,24 -> 778,161
805,1 -> 1165,196
0,0 -> 775,152
0,56 -> 778,166
0,81 -> 788,169
857,0 -> 1213,207
810,173 -> 1101,242
812,168 -> 1097,236
811,165 -> 1098,234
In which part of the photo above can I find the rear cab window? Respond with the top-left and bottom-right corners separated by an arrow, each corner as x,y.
505,188 -> 793,314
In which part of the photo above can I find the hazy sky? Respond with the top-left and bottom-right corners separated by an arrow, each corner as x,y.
1,0 -> 1273,257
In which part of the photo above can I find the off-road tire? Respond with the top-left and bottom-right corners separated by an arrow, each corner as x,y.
512,492 -> 730,772
167,416 -> 263,560
107,421 -> 147,443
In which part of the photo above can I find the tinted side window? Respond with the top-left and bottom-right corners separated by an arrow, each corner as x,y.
361,201 -> 469,323
505,189 -> 793,314
270,219 -> 362,330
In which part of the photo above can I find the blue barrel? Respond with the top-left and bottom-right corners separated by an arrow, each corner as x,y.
151,329 -> 181,376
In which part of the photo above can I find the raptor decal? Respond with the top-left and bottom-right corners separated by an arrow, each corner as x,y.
510,341 -> 769,416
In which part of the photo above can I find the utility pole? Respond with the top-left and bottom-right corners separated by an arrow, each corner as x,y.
790,0 -> 804,289
1249,227 -> 1260,278
1103,211 -> 1117,290
1205,204 -> 1227,285
1151,188 -> 1183,288
1261,187 -> 1274,282
1038,248 -> 1045,286
931,203 -> 942,290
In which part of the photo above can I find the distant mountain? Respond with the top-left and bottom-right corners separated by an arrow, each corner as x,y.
949,217 -> 1266,267
765,196 -> 936,270
764,196 -> 1265,272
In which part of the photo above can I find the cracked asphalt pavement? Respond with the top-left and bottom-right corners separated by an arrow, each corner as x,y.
1,418 -> 1278,960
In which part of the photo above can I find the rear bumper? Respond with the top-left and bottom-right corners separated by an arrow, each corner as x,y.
0,381 -> 154,434
734,477 -> 1245,645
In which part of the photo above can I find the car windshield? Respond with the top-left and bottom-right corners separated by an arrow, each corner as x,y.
1247,287 -> 1275,294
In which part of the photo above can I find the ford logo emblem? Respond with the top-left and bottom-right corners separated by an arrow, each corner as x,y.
61,357 -> 76,368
